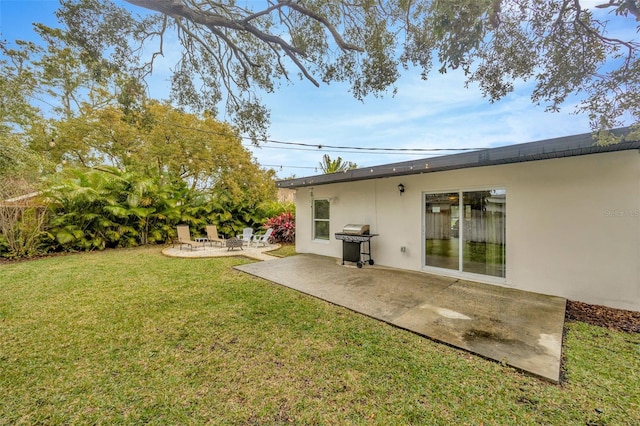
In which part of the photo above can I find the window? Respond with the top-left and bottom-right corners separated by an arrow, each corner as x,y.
313,199 -> 330,240
425,189 -> 506,278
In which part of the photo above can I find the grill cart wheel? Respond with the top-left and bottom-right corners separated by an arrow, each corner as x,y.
357,261 -> 363,268
369,259 -> 374,265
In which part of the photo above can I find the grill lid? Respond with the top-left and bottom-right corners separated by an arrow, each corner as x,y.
341,224 -> 370,235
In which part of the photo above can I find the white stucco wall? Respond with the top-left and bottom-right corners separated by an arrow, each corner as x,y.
294,150 -> 640,311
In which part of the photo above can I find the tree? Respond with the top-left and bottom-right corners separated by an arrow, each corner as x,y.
55,0 -> 639,140
0,23 -> 273,193
1,23 -> 144,172
0,41 -> 41,137
1,24 -> 125,122
319,154 -> 357,174
0,40 -> 52,186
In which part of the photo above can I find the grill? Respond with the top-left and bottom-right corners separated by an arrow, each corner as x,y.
334,224 -> 378,268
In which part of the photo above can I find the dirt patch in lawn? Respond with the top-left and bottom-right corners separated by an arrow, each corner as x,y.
565,300 -> 640,333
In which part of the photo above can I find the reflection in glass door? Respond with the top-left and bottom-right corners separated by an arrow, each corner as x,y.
425,193 -> 459,271
462,190 -> 506,277
425,190 -> 506,278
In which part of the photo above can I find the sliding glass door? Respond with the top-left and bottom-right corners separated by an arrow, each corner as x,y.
425,189 -> 506,278
425,193 -> 460,271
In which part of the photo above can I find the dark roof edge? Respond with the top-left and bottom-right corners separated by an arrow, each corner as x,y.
276,127 -> 639,189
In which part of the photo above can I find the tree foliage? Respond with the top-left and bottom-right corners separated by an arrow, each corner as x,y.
0,17 -> 288,258
0,41 -> 41,136
29,99 -> 276,198
54,0 -> 640,139
41,166 -> 282,253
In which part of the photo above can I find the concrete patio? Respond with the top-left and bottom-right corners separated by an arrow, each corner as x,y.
234,254 -> 567,382
162,243 -> 281,261
161,245 -> 566,382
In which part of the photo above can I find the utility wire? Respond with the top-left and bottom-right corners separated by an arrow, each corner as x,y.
74,118 -> 483,173
259,139 -> 486,152
161,120 -> 487,153
261,164 -> 318,170
242,144 -> 451,156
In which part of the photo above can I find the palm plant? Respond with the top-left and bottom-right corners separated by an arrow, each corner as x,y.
45,168 -> 187,251
319,154 -> 357,174
46,168 -> 118,250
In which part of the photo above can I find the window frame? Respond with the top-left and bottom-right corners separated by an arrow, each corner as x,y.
312,198 -> 331,241
423,188 -> 506,282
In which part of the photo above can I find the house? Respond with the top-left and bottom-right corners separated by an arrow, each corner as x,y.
277,187 -> 296,204
276,128 -> 640,312
0,192 -> 42,207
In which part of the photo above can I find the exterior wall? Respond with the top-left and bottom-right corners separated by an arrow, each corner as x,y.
277,188 -> 296,203
295,150 -> 640,311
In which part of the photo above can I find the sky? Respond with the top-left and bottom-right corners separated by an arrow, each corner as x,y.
1,0 -> 636,179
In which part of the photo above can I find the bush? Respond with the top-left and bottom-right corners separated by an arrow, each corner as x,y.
264,212 -> 295,243
0,204 -> 49,259
258,200 -> 295,219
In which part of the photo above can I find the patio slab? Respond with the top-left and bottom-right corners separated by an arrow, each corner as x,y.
162,243 -> 280,261
234,254 -> 566,382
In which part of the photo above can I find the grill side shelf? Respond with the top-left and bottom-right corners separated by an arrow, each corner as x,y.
334,233 -> 378,243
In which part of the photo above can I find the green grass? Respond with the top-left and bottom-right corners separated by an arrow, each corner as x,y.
1,247 -> 639,424
266,243 -> 297,258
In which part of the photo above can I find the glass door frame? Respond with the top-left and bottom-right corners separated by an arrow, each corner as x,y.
422,188 -> 507,284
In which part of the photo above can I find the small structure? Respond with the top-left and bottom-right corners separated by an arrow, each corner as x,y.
1,192 -> 43,207
226,237 -> 244,251
277,188 -> 296,203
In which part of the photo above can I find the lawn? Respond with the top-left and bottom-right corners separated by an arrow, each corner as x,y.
1,247 -> 638,425
266,243 -> 297,258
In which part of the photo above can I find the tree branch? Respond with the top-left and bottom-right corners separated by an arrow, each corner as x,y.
595,0 -> 640,20
283,1 -> 364,52
573,0 -> 639,73
123,0 -> 360,88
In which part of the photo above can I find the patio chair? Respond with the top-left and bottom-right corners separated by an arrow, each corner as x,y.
237,227 -> 254,246
176,225 -> 206,250
205,225 -> 225,247
251,228 -> 274,248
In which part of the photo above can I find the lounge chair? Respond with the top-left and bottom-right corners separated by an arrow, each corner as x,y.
205,225 -> 225,247
176,225 -> 206,250
237,227 -> 254,246
251,228 -> 274,247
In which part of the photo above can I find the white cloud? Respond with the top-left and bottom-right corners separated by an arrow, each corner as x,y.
250,62 -> 600,177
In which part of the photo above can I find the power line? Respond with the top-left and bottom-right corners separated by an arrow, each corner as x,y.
261,164 -> 318,170
86,119 -> 483,173
259,138 -> 486,152
244,143 -> 456,173
242,143 -> 448,156
250,147 -> 452,173
162,120 -> 487,153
